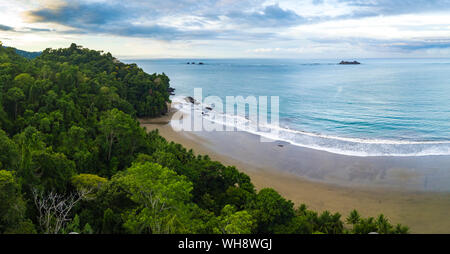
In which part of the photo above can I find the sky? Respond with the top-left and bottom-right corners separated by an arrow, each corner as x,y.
1,0 -> 450,59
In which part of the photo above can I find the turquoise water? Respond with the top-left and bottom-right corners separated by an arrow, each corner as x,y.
131,58 -> 450,156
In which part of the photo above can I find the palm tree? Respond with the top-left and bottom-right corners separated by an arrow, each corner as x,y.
331,213 -> 344,234
353,217 -> 378,234
346,209 -> 361,225
394,224 -> 409,234
317,211 -> 344,234
376,214 -> 392,234
296,204 -> 308,216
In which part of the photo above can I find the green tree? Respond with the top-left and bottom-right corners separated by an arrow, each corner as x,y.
101,208 -> 121,234
59,125 -> 96,173
316,211 -> 344,234
346,209 -> 361,226
13,73 -> 35,102
71,174 -> 107,192
376,214 -> 392,234
0,130 -> 18,170
0,170 -> 36,233
393,224 -> 409,234
6,87 -> 25,120
97,108 -> 146,173
115,162 -> 193,234
250,188 -> 295,233
14,126 -> 45,187
31,149 -> 76,192
215,205 -> 255,234
353,217 -> 378,234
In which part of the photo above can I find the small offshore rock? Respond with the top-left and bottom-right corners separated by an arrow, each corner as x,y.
339,60 -> 361,65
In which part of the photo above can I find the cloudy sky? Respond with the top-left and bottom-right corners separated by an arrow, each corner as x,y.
1,0 -> 450,58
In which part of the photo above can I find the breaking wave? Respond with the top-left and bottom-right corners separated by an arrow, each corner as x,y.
170,96 -> 450,157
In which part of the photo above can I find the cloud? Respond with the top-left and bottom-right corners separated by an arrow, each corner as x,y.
24,1 -> 217,39
0,24 -> 53,33
11,0 -> 450,57
307,35 -> 450,54
226,4 -> 305,27
390,39 -> 450,51
338,0 -> 450,17
24,0 -> 304,40
26,27 -> 54,32
26,2 -> 130,28
0,24 -> 14,31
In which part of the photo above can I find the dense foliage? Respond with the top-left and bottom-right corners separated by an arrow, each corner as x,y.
0,43 -> 409,234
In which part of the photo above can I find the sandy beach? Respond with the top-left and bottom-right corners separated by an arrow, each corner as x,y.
139,112 -> 450,233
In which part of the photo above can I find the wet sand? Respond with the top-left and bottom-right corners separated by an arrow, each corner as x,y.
139,117 -> 450,233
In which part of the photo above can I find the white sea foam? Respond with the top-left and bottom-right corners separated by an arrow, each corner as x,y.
170,96 -> 450,157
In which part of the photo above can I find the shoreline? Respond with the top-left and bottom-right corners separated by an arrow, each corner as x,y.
139,114 -> 450,233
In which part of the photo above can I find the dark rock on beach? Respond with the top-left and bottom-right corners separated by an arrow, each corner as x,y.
186,96 -> 196,104
185,96 -> 200,105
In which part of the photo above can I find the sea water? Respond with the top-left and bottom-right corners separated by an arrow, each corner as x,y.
131,58 -> 450,157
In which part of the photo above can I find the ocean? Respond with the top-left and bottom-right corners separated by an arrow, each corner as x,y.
131,58 -> 450,157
